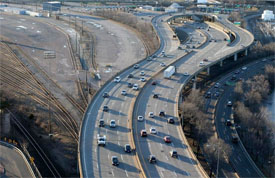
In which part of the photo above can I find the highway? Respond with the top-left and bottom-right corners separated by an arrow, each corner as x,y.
0,142 -> 35,178
79,13 -> 182,177
133,20 -> 229,177
207,59 -> 272,177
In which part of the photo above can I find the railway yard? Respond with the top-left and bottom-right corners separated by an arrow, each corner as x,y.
0,1 -> 274,178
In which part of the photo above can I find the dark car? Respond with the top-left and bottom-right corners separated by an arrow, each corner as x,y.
102,92 -> 109,98
111,156 -> 119,166
153,94 -> 159,98
103,105 -> 109,112
232,135 -> 239,143
140,130 -> 147,137
205,92 -> 211,98
203,58 -> 208,62
231,75 -> 237,80
124,144 -> 131,153
226,119 -> 232,126
167,117 -> 175,124
128,82 -> 133,88
128,74 -> 133,78
159,111 -> 165,117
152,81 -> 157,85
149,155 -> 157,163
214,92 -> 220,98
170,150 -> 178,158
99,119 -> 105,127
134,64 -> 139,69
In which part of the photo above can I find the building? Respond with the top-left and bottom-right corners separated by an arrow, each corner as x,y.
261,10 -> 274,21
197,0 -> 208,3
165,3 -> 184,13
43,1 -> 61,11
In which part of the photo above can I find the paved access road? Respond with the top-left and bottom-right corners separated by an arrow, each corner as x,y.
79,13 -> 183,178
209,58 -> 272,177
133,21 -> 229,178
0,143 -> 35,178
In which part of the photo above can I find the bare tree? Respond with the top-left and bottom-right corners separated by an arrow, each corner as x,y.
234,81 -> 243,100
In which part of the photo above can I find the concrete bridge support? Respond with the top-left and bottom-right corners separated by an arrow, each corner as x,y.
220,60 -> 223,67
234,53 -> 238,61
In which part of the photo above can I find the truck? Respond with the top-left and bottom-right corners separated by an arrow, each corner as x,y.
97,134 -> 106,146
164,66 -> 176,79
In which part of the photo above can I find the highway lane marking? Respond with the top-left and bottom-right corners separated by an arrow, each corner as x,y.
148,142 -> 151,148
171,143 -> 174,147
246,169 -> 251,174
237,156 -> 242,162
118,141 -> 120,146
108,153 -> 110,159
125,170 -> 129,177
112,169 -> 114,177
165,155 -> 169,160
97,163 -> 99,169
160,170 -> 164,178
121,155 -> 124,161
174,171 -> 177,177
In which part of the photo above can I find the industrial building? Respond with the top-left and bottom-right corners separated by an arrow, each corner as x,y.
43,1 -> 61,11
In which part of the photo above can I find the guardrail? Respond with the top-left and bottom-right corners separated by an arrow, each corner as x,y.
0,141 -> 37,178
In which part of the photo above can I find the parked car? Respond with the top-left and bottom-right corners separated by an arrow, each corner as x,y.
150,127 -> 157,134
159,111 -> 165,117
140,71 -> 145,76
153,94 -> 159,98
140,77 -> 146,82
151,81 -> 157,85
133,84 -> 139,90
121,90 -> 127,96
160,62 -> 166,67
127,74 -> 133,78
128,82 -> 133,88
99,119 -> 105,127
148,112 -> 154,118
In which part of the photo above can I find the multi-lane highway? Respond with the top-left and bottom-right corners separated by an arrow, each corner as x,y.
208,59 -> 271,177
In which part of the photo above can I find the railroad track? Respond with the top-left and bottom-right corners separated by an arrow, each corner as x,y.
6,109 -> 61,178
0,41 -> 79,140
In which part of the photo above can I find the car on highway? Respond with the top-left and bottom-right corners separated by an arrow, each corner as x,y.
109,120 -> 116,128
102,92 -> 109,98
137,115 -> 144,122
203,58 -> 209,62
227,101 -> 233,107
150,127 -> 157,134
183,72 -> 189,76
214,83 -> 220,88
160,62 -> 166,67
242,66 -> 247,70
159,111 -> 165,117
140,77 -> 146,82
103,105 -> 109,112
151,80 -> 157,85
114,76 -> 121,83
133,84 -> 139,90
140,130 -> 147,137
170,150 -> 178,158
205,91 -> 211,98
99,119 -> 105,127
128,74 -> 134,78
124,144 -> 131,153
121,90 -> 127,96
167,117 -> 175,124
164,136 -> 171,143
234,70 -> 240,74
214,91 -> 220,98
149,155 -> 157,163
226,119 -> 232,126
152,54 -> 157,58
153,94 -> 159,98
134,64 -> 140,69
199,61 -> 205,66
97,135 -> 106,146
111,156 -> 119,166
147,57 -> 152,61
140,71 -> 145,76
148,112 -> 154,118
232,135 -> 239,143
128,82 -> 133,88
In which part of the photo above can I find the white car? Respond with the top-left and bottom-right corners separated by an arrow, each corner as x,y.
137,116 -> 144,121
140,71 -> 145,76
150,127 -> 157,134
110,120 -> 116,128
242,66 -> 247,70
134,64 -> 139,69
148,112 -> 154,118
140,77 -> 146,82
199,62 -> 205,66
183,72 -> 189,76
133,84 -> 139,90
160,62 -> 166,67
121,90 -> 127,96
114,76 -> 121,83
